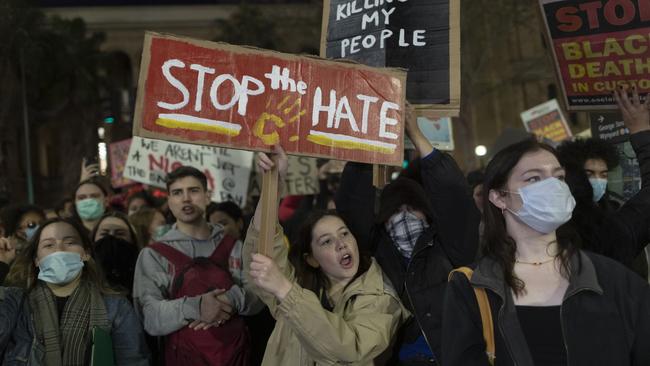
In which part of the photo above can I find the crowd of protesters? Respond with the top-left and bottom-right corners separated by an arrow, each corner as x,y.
0,88 -> 648,366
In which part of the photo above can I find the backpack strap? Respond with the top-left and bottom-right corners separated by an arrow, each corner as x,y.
149,243 -> 193,269
449,267 -> 496,365
208,235 -> 237,268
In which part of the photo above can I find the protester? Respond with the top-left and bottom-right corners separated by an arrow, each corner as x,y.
74,177 -> 111,234
91,212 -> 141,295
443,138 -> 650,365
133,166 -> 260,365
207,201 -> 245,240
0,236 -> 16,283
467,169 -> 486,214
0,217 -> 149,365
127,191 -> 155,216
0,204 -> 46,255
556,88 -> 650,273
129,207 -> 170,246
244,145 -> 409,365
335,105 -> 480,364
54,197 -> 75,219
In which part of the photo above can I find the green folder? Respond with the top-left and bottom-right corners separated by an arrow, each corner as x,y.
91,326 -> 115,366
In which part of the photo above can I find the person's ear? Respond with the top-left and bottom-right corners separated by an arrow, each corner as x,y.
304,253 -> 319,268
488,189 -> 507,211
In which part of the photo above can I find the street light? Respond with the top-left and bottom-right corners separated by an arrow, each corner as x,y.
475,145 -> 487,157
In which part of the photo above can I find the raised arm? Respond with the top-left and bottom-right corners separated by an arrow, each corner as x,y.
409,109 -> 479,266
243,146 -> 295,314
614,87 -> 650,186
610,88 -> 650,262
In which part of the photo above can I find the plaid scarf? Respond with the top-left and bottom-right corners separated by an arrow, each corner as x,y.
28,280 -> 109,366
385,210 -> 429,259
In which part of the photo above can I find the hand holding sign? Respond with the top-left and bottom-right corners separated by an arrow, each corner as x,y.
249,253 -> 293,300
256,145 -> 289,179
613,87 -> 650,134
254,145 -> 288,256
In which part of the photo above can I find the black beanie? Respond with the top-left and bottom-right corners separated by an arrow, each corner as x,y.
377,177 -> 433,225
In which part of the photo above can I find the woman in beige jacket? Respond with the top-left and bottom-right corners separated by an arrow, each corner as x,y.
244,146 -> 410,365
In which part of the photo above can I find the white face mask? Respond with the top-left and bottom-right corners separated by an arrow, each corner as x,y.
505,177 -> 576,234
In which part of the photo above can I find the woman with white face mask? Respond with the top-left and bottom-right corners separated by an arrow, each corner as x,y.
74,177 -> 110,234
0,218 -> 149,365
442,138 -> 650,366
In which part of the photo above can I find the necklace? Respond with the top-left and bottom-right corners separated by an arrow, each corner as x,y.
515,257 -> 555,266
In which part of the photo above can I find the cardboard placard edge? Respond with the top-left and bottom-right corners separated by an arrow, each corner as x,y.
133,31 -> 406,167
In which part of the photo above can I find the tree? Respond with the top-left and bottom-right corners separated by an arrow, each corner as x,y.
0,0 -> 109,205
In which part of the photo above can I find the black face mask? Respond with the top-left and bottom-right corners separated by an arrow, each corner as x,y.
93,235 -> 140,291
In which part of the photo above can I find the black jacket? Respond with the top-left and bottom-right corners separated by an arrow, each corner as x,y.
564,130 -> 650,269
336,151 -> 480,362
443,251 -> 650,366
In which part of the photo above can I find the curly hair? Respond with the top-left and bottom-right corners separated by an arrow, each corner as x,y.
556,138 -> 619,171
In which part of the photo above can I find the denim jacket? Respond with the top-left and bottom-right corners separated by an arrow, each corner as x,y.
0,286 -> 150,365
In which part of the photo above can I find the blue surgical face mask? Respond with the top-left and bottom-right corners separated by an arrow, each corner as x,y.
37,252 -> 85,285
76,198 -> 105,221
152,224 -> 172,242
505,177 -> 576,234
25,225 -> 39,242
589,178 -> 607,203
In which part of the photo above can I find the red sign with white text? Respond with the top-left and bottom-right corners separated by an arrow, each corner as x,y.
133,32 -> 407,166
540,0 -> 650,110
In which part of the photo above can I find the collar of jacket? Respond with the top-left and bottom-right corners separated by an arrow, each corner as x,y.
468,250 -> 603,365
470,250 -> 603,299
336,258 -> 404,313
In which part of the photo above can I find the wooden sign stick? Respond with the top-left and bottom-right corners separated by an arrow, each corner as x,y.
373,164 -> 390,189
259,157 -> 279,257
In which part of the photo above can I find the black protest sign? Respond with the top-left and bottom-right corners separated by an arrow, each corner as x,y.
321,0 -> 460,113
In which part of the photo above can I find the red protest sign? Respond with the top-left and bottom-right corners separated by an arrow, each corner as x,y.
109,138 -> 135,188
539,0 -> 650,110
133,32 -> 407,166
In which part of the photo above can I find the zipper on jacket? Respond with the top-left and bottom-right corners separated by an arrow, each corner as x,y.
559,304 -> 569,366
497,301 -> 517,366
403,242 -> 435,361
559,287 -> 591,366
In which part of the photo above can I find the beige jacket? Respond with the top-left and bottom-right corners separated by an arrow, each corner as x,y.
243,225 -> 410,365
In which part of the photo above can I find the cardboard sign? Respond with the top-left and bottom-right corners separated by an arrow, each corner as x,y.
520,99 -> 573,142
320,0 -> 460,114
108,139 -> 135,188
285,156 -> 320,195
133,32 -> 406,166
123,136 -> 253,207
404,116 -> 454,151
539,0 -> 650,110
248,155 -> 321,197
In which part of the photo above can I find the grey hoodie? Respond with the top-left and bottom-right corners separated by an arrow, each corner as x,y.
133,223 -> 261,336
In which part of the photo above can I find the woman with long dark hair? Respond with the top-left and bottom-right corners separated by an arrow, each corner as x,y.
442,138 -> 650,365
243,146 -> 409,365
0,217 -> 149,365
